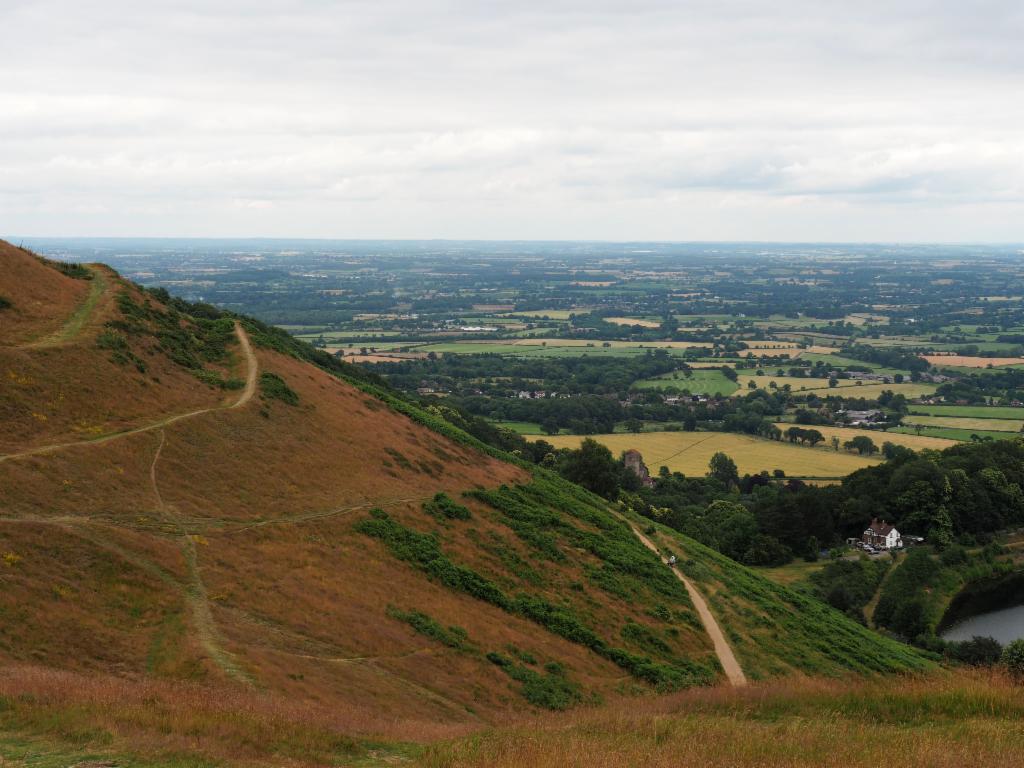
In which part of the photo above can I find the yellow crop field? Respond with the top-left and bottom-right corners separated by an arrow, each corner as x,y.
605,316 -> 662,328
772,424 -> 958,452
536,431 -> 880,478
923,355 -> 1024,368
736,376 -> 937,399
902,415 -> 1024,433
742,340 -> 799,349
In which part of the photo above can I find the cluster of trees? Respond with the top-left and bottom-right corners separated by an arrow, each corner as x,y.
936,367 -> 1024,405
839,344 -> 930,374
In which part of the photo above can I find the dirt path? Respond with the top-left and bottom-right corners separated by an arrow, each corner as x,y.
229,321 -> 259,408
25,267 -> 108,348
623,518 -> 747,687
864,551 -> 902,628
0,322 -> 257,465
148,428 -> 254,685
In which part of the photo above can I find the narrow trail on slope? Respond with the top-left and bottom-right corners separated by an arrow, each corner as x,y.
864,551 -> 903,628
23,267 -> 108,349
0,322 -> 257,464
621,516 -> 747,687
149,428 -> 255,686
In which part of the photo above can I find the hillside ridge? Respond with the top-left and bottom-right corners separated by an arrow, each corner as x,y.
0,243 -> 930,763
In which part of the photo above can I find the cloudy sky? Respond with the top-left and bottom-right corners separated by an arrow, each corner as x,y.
2,0 -> 1023,240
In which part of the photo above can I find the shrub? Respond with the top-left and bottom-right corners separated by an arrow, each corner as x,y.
0,295 -> 11,310
259,372 -> 299,405
1002,639 -> 1024,679
386,606 -> 472,651
948,636 -> 1003,666
40,257 -> 91,279
423,493 -> 471,521
486,652 -> 582,710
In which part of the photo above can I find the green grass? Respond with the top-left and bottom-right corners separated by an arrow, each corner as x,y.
907,404 -> 1024,420
491,420 -> 547,435
633,369 -> 739,396
638,516 -> 931,680
33,268 -> 106,346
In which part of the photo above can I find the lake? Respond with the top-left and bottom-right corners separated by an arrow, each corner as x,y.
941,604 -> 1024,645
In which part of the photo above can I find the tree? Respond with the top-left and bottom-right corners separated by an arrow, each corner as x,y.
844,435 -> 878,455
625,418 -> 643,434
541,418 -> 560,436
805,429 -> 824,447
721,366 -> 739,383
1002,638 -> 1024,679
558,438 -> 621,499
708,451 -> 739,487
831,436 -> 840,452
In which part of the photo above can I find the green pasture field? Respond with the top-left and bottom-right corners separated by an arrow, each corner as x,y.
632,369 -> 740,396
892,425 -> 1017,442
906,404 -> 1024,419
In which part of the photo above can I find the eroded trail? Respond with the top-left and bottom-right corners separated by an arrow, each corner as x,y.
149,428 -> 254,685
24,267 -> 108,348
625,519 -> 747,687
0,322 -> 257,464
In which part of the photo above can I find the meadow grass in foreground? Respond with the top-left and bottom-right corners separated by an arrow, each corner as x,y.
421,672 -> 1024,768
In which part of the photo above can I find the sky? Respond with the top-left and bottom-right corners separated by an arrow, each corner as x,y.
2,0 -> 1024,241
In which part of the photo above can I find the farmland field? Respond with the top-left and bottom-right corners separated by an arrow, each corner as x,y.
633,369 -> 739,395
536,431 -> 880,478
735,376 -> 936,400
902,414 -> 1024,433
922,355 -> 1024,368
772,423 -> 958,452
907,404 -> 1024,419
892,425 -> 1019,442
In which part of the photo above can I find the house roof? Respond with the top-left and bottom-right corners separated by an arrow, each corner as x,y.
866,518 -> 896,536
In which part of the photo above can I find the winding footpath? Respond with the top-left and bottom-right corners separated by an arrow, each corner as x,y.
625,519 -> 747,686
0,322 -> 257,464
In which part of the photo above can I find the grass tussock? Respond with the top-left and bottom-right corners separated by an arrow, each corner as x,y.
421,671 -> 1024,768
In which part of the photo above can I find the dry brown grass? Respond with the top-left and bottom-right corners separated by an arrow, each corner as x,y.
0,242 -> 90,345
0,664 -> 471,763
421,671 -> 1024,768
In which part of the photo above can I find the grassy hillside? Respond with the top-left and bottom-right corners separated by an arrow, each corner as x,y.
421,671 -> 1024,768
0,243 -> 935,764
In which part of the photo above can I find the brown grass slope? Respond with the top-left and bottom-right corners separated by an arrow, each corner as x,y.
0,246 -> 724,736
0,241 -> 91,345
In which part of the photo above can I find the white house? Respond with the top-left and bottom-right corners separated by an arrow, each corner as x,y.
862,518 -> 902,549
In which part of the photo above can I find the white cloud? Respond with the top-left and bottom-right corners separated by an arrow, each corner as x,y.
1,0 -> 1023,239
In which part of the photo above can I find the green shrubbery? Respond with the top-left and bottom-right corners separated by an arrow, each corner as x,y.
356,508 -> 713,690
40,257 -> 92,279
809,557 -> 889,618
423,493 -> 471,521
96,330 -> 147,373
259,372 -> 299,405
486,652 -> 582,710
386,606 -> 472,651
1002,639 -> 1024,679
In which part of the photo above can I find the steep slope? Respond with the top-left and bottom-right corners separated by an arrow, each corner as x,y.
0,241 -> 94,345
0,243 -> 930,762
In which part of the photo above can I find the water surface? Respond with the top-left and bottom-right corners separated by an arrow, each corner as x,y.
941,604 -> 1024,645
